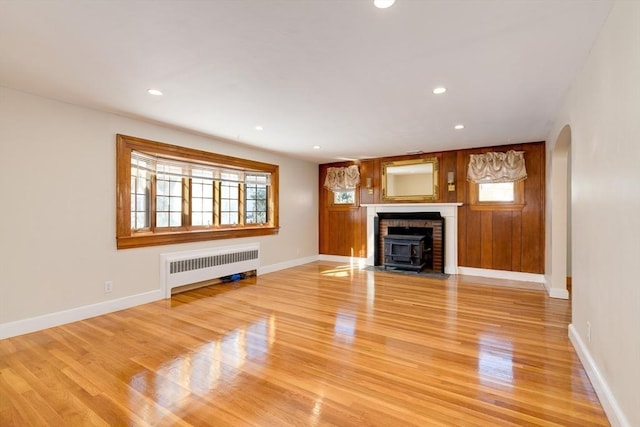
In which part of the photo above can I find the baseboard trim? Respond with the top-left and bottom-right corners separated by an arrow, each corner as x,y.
258,255 -> 319,275
0,290 -> 163,340
546,284 -> 570,299
317,255 -> 367,267
457,266 -> 545,284
568,324 -> 631,427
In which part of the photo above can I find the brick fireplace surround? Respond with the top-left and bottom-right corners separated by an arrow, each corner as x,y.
377,213 -> 444,273
363,203 -> 462,275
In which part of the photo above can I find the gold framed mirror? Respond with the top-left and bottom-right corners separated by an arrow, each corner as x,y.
382,157 -> 439,201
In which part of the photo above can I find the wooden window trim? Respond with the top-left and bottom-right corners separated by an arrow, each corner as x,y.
468,180 -> 525,211
116,134 -> 279,249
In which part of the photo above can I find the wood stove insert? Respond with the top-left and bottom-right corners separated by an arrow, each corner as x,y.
375,212 -> 445,273
383,234 -> 427,271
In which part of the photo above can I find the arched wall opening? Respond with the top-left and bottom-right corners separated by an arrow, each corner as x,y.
548,124 -> 572,299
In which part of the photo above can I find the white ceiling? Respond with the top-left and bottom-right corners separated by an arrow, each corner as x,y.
0,0 -> 612,164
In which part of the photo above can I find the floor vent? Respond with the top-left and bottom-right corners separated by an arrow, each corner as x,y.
160,243 -> 260,297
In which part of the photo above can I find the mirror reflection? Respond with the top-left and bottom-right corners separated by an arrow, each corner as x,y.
382,158 -> 439,201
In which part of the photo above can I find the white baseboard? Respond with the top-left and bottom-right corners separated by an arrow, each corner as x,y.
258,255 -> 319,275
544,282 -> 570,299
457,266 -> 545,283
317,254 -> 367,267
0,290 -> 163,340
568,324 -> 631,427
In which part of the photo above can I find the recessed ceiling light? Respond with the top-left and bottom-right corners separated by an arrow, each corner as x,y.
313,145 -> 321,150
455,124 -> 465,130
147,89 -> 163,96
255,125 -> 264,131
374,0 -> 395,9
433,87 -> 447,95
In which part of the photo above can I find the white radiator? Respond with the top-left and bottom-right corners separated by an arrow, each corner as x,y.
160,243 -> 260,298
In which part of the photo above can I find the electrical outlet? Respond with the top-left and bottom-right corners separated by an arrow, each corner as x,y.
587,321 -> 591,344
104,281 -> 113,293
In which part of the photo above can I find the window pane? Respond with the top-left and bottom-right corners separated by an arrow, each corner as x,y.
192,212 -> 202,226
334,190 -> 355,204
479,182 -> 515,202
202,212 -> 213,226
191,177 -> 214,227
221,199 -> 229,211
135,195 -> 145,211
130,163 -> 151,230
170,180 -> 181,194
203,184 -> 213,198
136,212 -> 148,228
157,212 -> 168,227
137,176 -> 148,193
157,196 -> 168,211
192,183 -> 202,197
157,180 -> 168,195
245,183 -> 268,224
169,212 -> 181,226
169,196 -> 181,211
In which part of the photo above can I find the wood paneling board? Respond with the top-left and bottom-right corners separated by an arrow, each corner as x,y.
0,263 -> 608,426
464,209 -> 483,267
481,211 -> 494,269
492,210 -> 514,271
520,143 -> 545,273
511,212 -> 523,272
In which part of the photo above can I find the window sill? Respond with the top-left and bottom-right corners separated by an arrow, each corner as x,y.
117,226 -> 279,249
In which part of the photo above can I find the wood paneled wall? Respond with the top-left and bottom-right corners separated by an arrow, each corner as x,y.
319,141 -> 545,274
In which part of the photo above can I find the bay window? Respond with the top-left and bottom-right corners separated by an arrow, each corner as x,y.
117,134 -> 279,249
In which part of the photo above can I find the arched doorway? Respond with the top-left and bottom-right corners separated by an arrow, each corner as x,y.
548,125 -> 572,299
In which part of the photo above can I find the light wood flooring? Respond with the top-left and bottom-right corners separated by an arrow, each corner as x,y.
0,262 -> 608,426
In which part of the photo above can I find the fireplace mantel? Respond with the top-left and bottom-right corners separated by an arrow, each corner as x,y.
362,203 -> 462,274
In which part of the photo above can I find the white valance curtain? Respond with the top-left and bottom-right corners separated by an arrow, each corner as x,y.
467,150 -> 527,184
323,165 -> 360,191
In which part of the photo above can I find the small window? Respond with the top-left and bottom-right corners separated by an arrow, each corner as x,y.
478,182 -> 514,202
469,180 -> 524,211
333,190 -> 356,205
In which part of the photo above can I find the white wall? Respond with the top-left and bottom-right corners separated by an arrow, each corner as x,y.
546,2 -> 640,425
0,87 -> 318,331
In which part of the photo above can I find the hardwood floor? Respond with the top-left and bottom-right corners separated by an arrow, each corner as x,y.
0,262 -> 608,426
